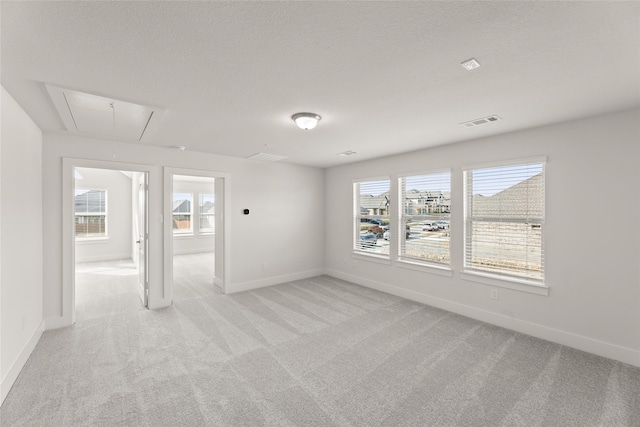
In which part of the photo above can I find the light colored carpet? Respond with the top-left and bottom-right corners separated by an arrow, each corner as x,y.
75,259 -> 144,323
172,252 -> 218,302
74,253 -> 217,322
1,275 -> 639,426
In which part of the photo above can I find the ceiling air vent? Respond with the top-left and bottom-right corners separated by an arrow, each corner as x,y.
246,152 -> 288,162
460,115 -> 501,128
338,150 -> 357,156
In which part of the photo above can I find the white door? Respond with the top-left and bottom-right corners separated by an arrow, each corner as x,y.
137,172 -> 149,306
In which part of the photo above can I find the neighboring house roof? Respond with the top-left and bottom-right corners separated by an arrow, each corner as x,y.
173,200 -> 191,213
360,193 -> 389,210
405,189 -> 450,203
75,189 -> 105,213
472,173 -> 543,218
200,201 -> 214,214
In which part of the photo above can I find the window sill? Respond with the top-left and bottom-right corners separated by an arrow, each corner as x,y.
396,259 -> 453,277
352,252 -> 392,266
173,233 -> 194,239
461,271 -> 549,296
75,237 -> 109,243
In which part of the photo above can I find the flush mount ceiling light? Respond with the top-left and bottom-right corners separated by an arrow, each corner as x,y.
460,58 -> 481,71
292,112 -> 321,130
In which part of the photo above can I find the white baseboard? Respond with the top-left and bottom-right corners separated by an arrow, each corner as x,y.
324,268 -> 640,368
172,248 -> 215,256
44,316 -> 72,330
213,276 -> 223,292
226,269 -> 324,294
1,320 -> 44,406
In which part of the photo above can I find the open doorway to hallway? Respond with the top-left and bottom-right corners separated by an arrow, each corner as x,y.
74,167 -> 148,322
171,175 -> 218,301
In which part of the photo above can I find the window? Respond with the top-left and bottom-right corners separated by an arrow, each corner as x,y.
173,192 -> 193,234
199,193 -> 215,233
400,171 -> 451,265
75,189 -> 107,238
463,159 -> 545,284
354,179 -> 390,256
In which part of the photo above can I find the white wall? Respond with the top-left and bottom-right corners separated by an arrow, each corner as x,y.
1,87 -> 44,403
172,179 -> 215,255
324,108 -> 640,366
75,168 -> 133,263
42,133 -> 325,323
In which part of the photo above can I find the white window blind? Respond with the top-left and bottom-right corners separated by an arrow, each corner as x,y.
400,171 -> 451,265
354,179 -> 390,256
464,159 -> 545,283
173,192 -> 193,234
75,189 -> 107,238
199,193 -> 215,233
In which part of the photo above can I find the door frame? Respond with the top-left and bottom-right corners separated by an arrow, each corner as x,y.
164,167 -> 230,298
62,157 -> 157,325
134,172 -> 149,306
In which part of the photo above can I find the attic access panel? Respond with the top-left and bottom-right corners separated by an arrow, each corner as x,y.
46,85 -> 165,142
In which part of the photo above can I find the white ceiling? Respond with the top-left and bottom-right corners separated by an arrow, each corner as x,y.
2,1 -> 638,168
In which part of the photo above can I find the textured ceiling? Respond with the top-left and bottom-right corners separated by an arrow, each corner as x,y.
1,1 -> 639,168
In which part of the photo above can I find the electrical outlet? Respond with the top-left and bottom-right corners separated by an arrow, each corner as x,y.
490,289 -> 499,300
262,262 -> 268,270
22,316 -> 27,330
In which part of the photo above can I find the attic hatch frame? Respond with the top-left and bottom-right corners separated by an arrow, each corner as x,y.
46,84 -> 166,142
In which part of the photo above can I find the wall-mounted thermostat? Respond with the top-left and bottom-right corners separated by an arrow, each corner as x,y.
243,209 -> 250,215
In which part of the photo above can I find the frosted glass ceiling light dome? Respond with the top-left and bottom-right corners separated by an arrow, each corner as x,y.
292,112 -> 321,130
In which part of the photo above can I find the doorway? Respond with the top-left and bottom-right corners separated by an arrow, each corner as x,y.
164,168 -> 228,302
171,175 -> 217,301
73,167 -> 148,322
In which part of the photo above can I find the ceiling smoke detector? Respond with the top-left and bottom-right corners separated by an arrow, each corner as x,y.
460,115 -> 501,128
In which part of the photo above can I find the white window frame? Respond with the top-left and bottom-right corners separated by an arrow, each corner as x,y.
172,192 -> 193,235
462,157 -> 547,294
353,177 -> 391,260
74,188 -> 108,240
398,169 -> 452,269
198,193 -> 215,234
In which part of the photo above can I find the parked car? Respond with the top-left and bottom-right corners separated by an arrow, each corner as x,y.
367,225 -> 386,238
361,218 -> 384,226
422,222 -> 438,231
359,232 -> 378,248
436,221 -> 449,229
383,226 -> 410,240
